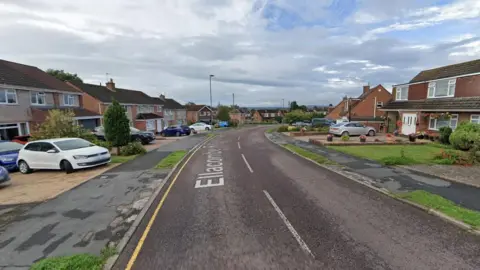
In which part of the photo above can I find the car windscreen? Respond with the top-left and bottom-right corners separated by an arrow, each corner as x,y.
0,142 -> 23,153
130,127 -> 140,133
53,139 -> 93,151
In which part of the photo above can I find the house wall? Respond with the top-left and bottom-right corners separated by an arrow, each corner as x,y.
351,88 -> 392,117
252,111 -> 263,122
408,83 -> 428,100
398,111 -> 476,134
81,93 -> 102,114
0,89 -> 32,123
186,111 -> 198,123
455,75 -> 480,97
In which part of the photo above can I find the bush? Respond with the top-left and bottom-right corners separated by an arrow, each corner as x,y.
380,156 -> 416,165
438,126 -> 452,144
341,134 -> 350,141
120,142 -> 146,156
450,122 -> 480,150
30,109 -> 92,140
277,126 -> 289,132
30,254 -> 103,270
104,100 -> 131,150
433,149 -> 471,165
93,140 -> 112,151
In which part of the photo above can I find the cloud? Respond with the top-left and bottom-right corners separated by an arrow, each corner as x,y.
312,66 -> 340,74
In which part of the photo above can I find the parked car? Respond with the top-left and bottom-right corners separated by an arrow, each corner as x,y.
160,125 -> 191,137
312,118 -> 334,127
93,126 -> 155,145
0,141 -> 23,171
17,138 -> 111,174
329,122 -> 376,136
0,166 -> 11,187
292,121 -> 310,127
218,121 -> 229,127
189,122 -> 212,131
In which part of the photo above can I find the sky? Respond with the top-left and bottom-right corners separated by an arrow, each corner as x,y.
0,0 -> 479,107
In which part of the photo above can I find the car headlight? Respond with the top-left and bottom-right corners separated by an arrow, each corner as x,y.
73,155 -> 88,160
0,156 -> 15,162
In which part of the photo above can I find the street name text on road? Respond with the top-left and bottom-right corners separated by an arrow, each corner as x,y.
195,145 -> 225,188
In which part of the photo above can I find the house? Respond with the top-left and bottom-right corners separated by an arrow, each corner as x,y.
0,59 -> 101,140
326,85 -> 392,131
186,105 -> 215,124
252,109 -> 284,122
67,79 -> 163,133
229,108 -> 246,124
381,59 -> 480,135
152,94 -> 187,127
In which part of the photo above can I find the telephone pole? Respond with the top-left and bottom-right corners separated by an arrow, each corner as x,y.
232,93 -> 235,109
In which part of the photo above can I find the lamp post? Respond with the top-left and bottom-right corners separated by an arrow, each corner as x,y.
209,75 -> 214,126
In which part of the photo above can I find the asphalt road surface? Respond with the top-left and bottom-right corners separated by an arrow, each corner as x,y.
116,126 -> 480,270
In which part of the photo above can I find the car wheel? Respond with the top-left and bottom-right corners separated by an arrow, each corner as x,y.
205,127 -> 210,131
135,137 -> 142,143
368,130 -> 376,136
341,131 -> 349,137
18,160 -> 32,174
61,160 -> 74,174
176,131 -> 180,137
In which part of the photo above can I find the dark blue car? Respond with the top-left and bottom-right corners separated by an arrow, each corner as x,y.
160,125 -> 191,137
0,141 -> 23,171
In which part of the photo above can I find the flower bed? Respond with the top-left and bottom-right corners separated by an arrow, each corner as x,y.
290,131 -> 329,137
309,138 -> 429,146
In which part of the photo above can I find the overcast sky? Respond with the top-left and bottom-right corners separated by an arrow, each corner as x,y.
1,0 -> 479,107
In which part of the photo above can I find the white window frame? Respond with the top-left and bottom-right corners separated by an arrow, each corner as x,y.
63,94 -> 76,106
396,87 -> 408,101
427,79 -> 455,98
376,101 -> 384,108
0,88 -> 18,104
138,105 -> 154,114
471,115 -> 480,124
428,114 -> 458,130
31,91 -> 46,105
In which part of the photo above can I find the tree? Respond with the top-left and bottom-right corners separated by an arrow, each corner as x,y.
104,100 -> 131,154
284,110 -> 309,124
31,109 -> 93,140
217,105 -> 231,121
290,101 -> 299,111
311,112 -> 326,119
46,69 -> 83,82
186,102 -> 196,106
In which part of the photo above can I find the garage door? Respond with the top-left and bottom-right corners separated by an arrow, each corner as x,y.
79,119 -> 98,130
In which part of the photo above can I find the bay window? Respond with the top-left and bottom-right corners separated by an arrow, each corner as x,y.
427,79 -> 455,98
31,91 -> 46,105
429,114 -> 458,130
0,88 -> 17,104
396,87 -> 408,101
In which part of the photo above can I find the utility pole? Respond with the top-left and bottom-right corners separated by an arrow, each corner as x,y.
209,75 -> 214,126
282,99 -> 284,109
232,93 -> 235,109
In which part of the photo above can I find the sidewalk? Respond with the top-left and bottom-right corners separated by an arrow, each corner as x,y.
0,134 -> 207,269
268,132 -> 480,212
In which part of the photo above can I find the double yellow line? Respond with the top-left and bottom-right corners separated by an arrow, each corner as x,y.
125,135 -> 217,270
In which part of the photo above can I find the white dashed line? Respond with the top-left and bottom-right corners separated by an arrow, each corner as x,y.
263,190 -> 314,258
237,136 -> 240,141
241,154 -> 254,173
237,142 -> 241,149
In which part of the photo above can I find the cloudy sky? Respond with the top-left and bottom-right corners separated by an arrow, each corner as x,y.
1,0 -> 479,107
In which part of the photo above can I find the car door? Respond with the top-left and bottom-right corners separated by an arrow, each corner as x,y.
344,123 -> 356,135
22,142 -> 42,168
37,142 -> 61,169
354,123 -> 367,135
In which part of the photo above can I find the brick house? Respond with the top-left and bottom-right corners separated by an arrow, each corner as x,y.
186,105 -> 214,124
152,95 -> 186,127
67,79 -> 163,133
326,85 -> 392,131
252,109 -> 284,122
229,108 -> 247,124
381,59 -> 480,135
0,59 -> 101,140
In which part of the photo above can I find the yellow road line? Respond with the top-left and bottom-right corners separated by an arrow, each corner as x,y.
125,135 -> 216,270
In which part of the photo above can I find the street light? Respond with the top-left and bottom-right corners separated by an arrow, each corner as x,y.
209,75 -> 214,126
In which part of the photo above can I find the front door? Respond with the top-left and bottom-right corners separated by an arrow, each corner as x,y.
157,119 -> 163,132
402,113 -> 417,135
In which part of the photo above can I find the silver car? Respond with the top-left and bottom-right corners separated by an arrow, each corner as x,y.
329,122 -> 376,136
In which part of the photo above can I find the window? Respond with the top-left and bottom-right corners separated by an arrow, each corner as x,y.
0,89 -> 17,104
31,91 -> 46,105
376,102 -> 384,108
137,105 -> 154,113
63,94 -> 76,106
427,79 -> 455,98
396,87 -> 408,101
429,114 -> 458,130
471,115 -> 480,124
24,142 -> 42,151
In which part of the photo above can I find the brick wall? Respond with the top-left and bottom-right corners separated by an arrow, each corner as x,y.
351,88 -> 392,117
456,75 -> 480,97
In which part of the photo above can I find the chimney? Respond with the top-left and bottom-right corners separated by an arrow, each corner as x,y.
159,94 -> 166,101
106,78 -> 115,91
363,85 -> 370,94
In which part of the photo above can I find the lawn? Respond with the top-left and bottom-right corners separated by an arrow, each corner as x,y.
284,144 -> 336,165
328,144 -> 457,165
398,190 -> 480,229
30,247 -> 116,270
155,150 -> 188,169
110,155 -> 138,164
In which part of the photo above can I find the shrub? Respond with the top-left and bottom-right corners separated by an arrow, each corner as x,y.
341,134 -> 350,141
30,109 -> 92,140
380,156 -> 416,165
104,100 -> 131,152
277,126 -> 289,132
450,122 -> 480,150
120,142 -> 146,156
433,149 -> 471,165
438,126 -> 452,144
93,140 -> 112,151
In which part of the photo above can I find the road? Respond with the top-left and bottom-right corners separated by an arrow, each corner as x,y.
114,126 -> 480,270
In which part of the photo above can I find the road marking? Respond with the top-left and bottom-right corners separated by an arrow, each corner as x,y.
237,141 -> 241,149
263,190 -> 314,258
198,172 -> 223,176
125,135 -> 216,270
195,145 -> 225,189
241,154 -> 254,173
237,136 -> 240,141
197,174 -> 223,179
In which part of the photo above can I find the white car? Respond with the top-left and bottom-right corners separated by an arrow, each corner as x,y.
189,122 -> 212,131
17,138 -> 111,174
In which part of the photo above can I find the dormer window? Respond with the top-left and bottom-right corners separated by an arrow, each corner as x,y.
396,87 -> 408,101
427,79 -> 455,98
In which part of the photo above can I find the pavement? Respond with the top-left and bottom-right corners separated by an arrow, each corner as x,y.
270,132 -> 480,212
0,133 -> 207,270
113,126 -> 480,270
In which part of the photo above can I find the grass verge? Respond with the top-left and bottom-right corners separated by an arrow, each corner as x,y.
397,190 -> 480,229
30,247 -> 116,270
283,144 -> 336,165
266,127 -> 276,133
155,150 -> 188,169
110,155 -> 138,164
